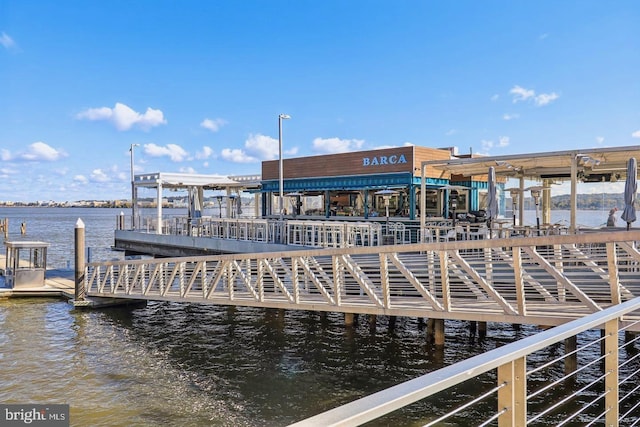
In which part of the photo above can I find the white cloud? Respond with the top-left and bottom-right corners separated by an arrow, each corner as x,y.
195,146 -> 214,160
220,148 -> 259,163
3,142 -> 67,162
312,137 -> 365,154
0,32 -> 16,49
503,113 -> 519,121
632,130 -> 640,138
244,133 -> 278,159
144,143 -> 188,162
90,169 -> 110,183
76,102 -> 167,131
179,166 -> 197,174
480,137 -> 509,152
73,175 -> 89,184
510,85 -> 535,103
509,85 -> 559,106
596,136 -> 605,144
200,118 -> 227,132
534,92 -> 559,106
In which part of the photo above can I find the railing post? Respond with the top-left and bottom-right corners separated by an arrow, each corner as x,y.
604,319 -> 619,426
498,356 -> 526,427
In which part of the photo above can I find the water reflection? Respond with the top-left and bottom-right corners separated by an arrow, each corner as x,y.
1,297 -> 629,426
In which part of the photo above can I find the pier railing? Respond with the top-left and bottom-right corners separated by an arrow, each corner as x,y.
86,230 -> 640,326
289,296 -> 640,426
137,215 -> 414,247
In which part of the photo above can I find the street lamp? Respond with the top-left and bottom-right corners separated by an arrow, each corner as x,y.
278,113 -> 291,220
129,143 -> 140,229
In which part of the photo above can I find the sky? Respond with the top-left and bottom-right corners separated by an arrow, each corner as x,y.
1,1 -> 639,202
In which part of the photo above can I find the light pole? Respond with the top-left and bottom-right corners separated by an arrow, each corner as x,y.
278,114 -> 291,220
129,143 -> 140,229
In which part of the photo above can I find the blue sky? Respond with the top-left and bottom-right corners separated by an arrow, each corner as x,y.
1,1 -> 639,202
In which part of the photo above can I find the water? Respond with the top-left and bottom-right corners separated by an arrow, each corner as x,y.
0,208 -> 622,426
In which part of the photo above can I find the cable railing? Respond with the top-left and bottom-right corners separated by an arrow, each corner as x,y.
288,297 -> 640,426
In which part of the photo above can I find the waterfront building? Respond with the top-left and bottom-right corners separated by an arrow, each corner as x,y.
260,145 -> 498,220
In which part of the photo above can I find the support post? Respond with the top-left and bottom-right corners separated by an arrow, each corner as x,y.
498,357 -> 526,427
604,320 -> 619,426
564,336 -> 577,376
74,218 -> 86,302
345,312 -> 355,327
434,318 -> 445,347
478,321 -> 487,339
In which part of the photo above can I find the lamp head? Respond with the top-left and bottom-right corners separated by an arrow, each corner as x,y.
279,114 -> 291,120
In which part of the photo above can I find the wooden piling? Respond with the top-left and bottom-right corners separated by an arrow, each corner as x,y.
74,218 -> 86,302
434,319 -> 445,347
564,336 -> 578,375
345,312 -> 355,327
388,315 -> 397,331
369,314 -> 377,329
478,321 -> 487,339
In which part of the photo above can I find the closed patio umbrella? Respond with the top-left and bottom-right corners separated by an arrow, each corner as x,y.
621,157 -> 637,230
486,166 -> 498,236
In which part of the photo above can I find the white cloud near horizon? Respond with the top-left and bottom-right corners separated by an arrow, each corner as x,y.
312,137 -> 365,154
200,118 -> 227,132
76,103 -> 167,131
144,143 -> 189,162
632,130 -> 640,138
2,142 -> 67,162
509,85 -> 559,106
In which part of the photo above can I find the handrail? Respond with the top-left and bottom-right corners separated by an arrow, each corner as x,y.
289,297 -> 640,426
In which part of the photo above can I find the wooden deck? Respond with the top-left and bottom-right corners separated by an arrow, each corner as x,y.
0,253 -> 75,298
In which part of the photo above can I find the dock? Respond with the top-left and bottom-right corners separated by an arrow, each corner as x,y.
0,257 -> 75,299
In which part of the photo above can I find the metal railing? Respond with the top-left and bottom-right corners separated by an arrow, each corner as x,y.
86,231 -> 640,326
289,297 -> 640,426
135,215 -> 410,247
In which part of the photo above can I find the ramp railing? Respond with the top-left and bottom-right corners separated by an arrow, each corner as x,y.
288,296 -> 640,426
87,231 -> 640,325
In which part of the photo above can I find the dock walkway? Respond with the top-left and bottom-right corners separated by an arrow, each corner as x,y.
0,254 -> 75,298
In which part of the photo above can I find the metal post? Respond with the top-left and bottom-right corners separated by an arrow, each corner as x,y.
130,143 -> 139,230
278,114 -> 290,220
74,218 -> 86,302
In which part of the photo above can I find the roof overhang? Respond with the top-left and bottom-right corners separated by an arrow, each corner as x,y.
133,172 -> 261,190
424,145 -> 640,182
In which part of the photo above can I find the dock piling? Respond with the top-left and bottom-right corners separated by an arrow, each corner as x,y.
74,218 -> 86,302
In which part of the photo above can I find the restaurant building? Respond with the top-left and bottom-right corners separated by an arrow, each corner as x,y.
261,145 -> 500,220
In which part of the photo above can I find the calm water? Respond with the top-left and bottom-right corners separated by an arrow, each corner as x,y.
0,208 -> 621,426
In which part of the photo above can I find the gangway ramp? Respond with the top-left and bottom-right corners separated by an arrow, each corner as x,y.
84,230 -> 640,329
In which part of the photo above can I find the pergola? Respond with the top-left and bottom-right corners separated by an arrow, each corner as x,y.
132,172 -> 261,232
420,145 -> 640,233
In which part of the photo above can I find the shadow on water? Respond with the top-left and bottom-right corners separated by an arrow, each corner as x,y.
97,302 -> 555,426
